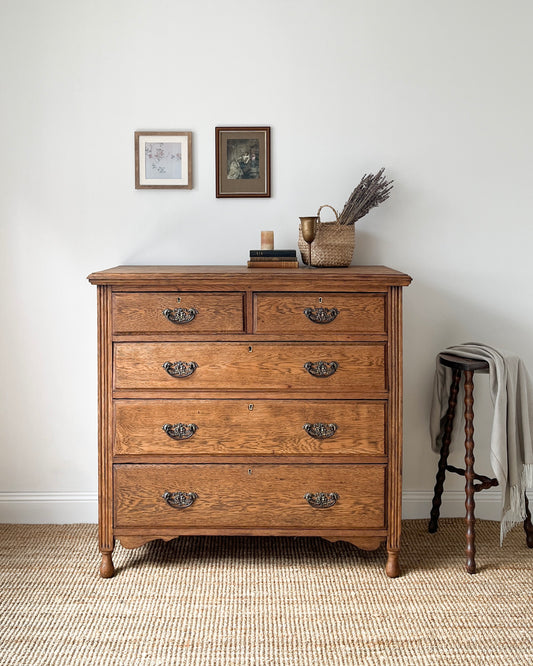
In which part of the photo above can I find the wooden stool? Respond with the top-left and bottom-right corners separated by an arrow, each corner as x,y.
429,352 -> 533,573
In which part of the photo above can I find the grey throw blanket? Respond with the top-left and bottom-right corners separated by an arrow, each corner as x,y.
430,343 -> 533,542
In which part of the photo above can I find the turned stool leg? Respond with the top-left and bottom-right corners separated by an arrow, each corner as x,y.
464,369 -> 477,574
524,493 -> 533,549
429,368 -> 462,533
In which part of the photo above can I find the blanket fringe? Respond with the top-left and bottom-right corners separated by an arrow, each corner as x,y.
500,464 -> 533,544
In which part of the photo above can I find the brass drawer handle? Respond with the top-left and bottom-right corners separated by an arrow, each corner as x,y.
162,307 -> 198,324
304,492 -> 339,509
162,491 -> 198,509
162,423 -> 198,440
303,307 -> 339,324
162,361 -> 198,378
303,422 -> 338,439
304,361 -> 338,377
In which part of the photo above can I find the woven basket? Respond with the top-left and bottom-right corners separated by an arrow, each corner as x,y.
298,205 -> 355,267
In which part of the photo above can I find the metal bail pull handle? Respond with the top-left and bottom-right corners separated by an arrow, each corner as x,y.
304,361 -> 338,377
162,423 -> 198,440
303,423 -> 338,439
303,307 -> 339,324
162,361 -> 198,378
162,491 -> 198,509
304,492 -> 339,509
162,307 -> 198,324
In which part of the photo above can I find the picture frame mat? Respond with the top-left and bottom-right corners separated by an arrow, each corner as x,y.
135,131 -> 192,189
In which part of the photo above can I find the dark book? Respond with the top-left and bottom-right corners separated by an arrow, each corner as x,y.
247,255 -> 298,262
250,249 -> 297,258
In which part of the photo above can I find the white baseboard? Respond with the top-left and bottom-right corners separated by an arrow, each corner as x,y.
402,489 -> 502,520
0,491 -> 98,523
0,489 -> 503,524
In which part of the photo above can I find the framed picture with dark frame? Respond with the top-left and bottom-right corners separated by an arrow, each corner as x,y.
215,126 -> 271,198
135,131 -> 192,189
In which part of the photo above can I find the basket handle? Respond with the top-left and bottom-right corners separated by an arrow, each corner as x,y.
316,204 -> 340,225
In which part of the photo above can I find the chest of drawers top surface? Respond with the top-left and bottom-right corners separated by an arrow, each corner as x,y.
88,264 -> 412,287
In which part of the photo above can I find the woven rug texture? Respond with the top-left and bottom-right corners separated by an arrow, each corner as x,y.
0,519 -> 532,666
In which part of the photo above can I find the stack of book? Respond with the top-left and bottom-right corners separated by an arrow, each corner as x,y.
247,249 -> 299,269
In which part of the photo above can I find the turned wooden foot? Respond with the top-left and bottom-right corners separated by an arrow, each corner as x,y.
385,549 -> 400,578
524,493 -> 533,549
100,551 -> 115,578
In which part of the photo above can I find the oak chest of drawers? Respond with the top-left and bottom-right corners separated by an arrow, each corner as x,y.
88,265 -> 411,577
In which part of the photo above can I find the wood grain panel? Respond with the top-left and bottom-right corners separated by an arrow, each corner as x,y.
255,292 -> 386,335
112,292 -> 245,334
113,399 -> 386,457
113,342 -> 386,392
114,463 -> 386,529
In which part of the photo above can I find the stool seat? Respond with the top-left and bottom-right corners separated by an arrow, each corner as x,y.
438,353 -> 489,372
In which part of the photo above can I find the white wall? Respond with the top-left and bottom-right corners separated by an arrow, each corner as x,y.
1,0 -> 532,522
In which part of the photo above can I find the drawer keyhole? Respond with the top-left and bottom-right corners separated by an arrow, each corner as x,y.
248,346 -> 253,352
248,469 -> 252,475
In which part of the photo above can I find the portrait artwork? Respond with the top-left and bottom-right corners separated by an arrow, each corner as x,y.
216,127 -> 270,197
227,139 -> 260,180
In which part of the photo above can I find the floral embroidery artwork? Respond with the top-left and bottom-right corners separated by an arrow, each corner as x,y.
144,142 -> 182,179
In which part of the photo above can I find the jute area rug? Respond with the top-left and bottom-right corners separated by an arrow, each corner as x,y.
0,519 -> 531,666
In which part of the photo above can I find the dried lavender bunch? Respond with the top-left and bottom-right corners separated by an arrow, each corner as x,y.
338,168 -> 393,225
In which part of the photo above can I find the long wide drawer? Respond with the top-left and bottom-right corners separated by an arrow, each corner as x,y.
254,292 -> 386,335
114,463 -> 386,529
113,399 -> 386,457
113,342 -> 386,392
112,292 -> 245,334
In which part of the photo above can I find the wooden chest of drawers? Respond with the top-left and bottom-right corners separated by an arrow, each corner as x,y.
88,265 -> 411,577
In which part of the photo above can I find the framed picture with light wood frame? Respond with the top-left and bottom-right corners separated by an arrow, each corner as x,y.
215,126 -> 271,198
135,131 -> 192,189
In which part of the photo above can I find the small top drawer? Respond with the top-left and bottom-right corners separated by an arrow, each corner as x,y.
112,292 -> 245,335
254,292 -> 386,336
